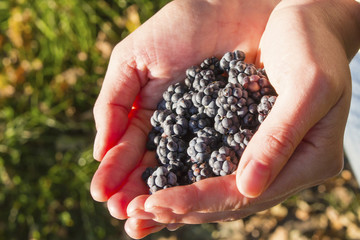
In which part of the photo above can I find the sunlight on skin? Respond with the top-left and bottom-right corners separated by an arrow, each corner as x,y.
90,0 -> 360,238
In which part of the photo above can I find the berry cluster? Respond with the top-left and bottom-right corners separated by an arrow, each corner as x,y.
142,50 -> 277,194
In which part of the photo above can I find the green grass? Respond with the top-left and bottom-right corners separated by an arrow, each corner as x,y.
0,0 -> 169,239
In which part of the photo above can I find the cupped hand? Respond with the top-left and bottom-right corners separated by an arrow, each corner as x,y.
90,0 -> 278,229
124,0 -> 360,238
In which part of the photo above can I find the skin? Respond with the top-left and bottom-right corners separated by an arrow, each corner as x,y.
90,0 -> 360,238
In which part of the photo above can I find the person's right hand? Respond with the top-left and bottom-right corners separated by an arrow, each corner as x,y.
90,0 -> 279,235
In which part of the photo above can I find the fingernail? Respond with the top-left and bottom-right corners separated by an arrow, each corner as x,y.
127,209 -> 155,219
93,133 -> 102,160
238,160 -> 270,198
167,223 -> 183,231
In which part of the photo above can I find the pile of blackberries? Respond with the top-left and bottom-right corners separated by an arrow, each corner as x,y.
142,50 -> 277,194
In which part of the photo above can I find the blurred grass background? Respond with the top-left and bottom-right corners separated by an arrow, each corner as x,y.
0,0 -> 170,239
0,0 -> 360,240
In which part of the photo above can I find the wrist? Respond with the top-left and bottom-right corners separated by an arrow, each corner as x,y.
275,0 -> 360,59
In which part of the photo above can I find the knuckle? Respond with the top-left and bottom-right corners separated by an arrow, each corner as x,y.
312,69 -> 341,101
261,126 -> 299,164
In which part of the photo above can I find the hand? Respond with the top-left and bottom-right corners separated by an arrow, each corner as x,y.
124,0 -> 360,238
90,0 -> 278,236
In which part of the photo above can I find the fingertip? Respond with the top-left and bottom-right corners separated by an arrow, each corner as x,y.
90,175 -> 109,202
143,189 -> 176,213
90,164 -> 115,202
166,223 -> 184,232
93,102 -> 131,161
124,218 -> 165,239
143,195 -> 156,212
93,132 -> 103,161
237,160 -> 271,198
127,195 -> 150,217
107,193 -> 132,220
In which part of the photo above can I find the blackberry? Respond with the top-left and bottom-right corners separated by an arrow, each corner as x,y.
200,56 -> 223,75
244,64 -> 258,76
240,72 -> 272,101
240,128 -> 254,146
192,69 -> 216,91
187,136 -> 214,163
175,92 -> 198,117
214,110 -> 241,134
155,161 -> 191,186
216,82 -> 259,129
220,50 -> 246,72
156,98 -> 167,110
223,129 -> 254,158
192,81 -> 225,118
188,113 -> 212,134
196,127 -> 222,150
146,166 -> 179,194
228,60 -> 250,84
146,128 -> 162,151
229,63 -> 276,101
162,113 -> 189,137
196,126 -> 221,141
209,146 -> 239,176
150,109 -> 172,132
142,167 -> 155,182
242,110 -> 259,129
187,162 -> 214,183
216,83 -> 249,116
258,95 -> 277,123
156,136 -> 187,165
185,66 -> 201,90
163,82 -> 188,111
186,65 -> 201,80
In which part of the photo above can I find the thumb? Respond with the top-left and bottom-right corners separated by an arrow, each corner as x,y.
236,86 -> 326,198
235,1 -> 345,197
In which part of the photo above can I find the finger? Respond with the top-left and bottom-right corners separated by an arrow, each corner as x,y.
126,151 -> 331,225
107,155 -> 155,220
126,190 -> 291,225
90,110 -> 151,202
127,195 -> 155,219
124,218 -> 166,240
166,223 -> 184,231
93,37 -> 150,161
125,197 -> 184,234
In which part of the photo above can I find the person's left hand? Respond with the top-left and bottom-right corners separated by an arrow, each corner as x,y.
124,0 -> 360,239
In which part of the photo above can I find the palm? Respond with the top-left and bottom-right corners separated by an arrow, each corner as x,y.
90,0 -> 276,219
